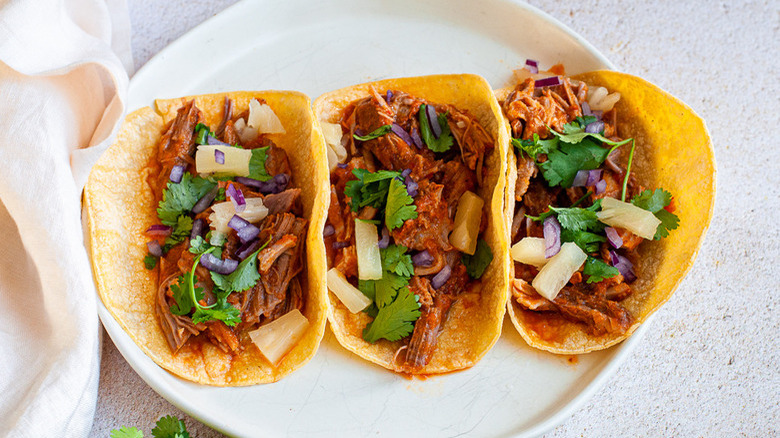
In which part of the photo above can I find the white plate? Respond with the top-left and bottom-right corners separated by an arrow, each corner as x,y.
102,0 -> 651,436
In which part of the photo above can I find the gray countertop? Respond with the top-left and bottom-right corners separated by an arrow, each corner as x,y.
90,0 -> 779,436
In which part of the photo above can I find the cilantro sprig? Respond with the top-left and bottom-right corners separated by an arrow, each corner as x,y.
353,125 -> 391,141
583,256 -> 620,284
631,188 -> 680,240
384,177 -> 418,230
461,239 -> 493,279
418,104 -> 454,153
110,415 -> 191,438
157,173 -> 216,226
344,168 -> 417,230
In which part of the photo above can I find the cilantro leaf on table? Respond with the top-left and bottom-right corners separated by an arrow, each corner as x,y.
538,137 -> 612,187
169,275 -> 203,316
151,415 -> 191,438
418,104 -> 454,153
561,229 -> 606,253
353,125 -> 391,141
144,254 -> 158,270
248,146 -> 272,181
511,133 -> 558,159
362,286 -> 421,343
111,427 -> 144,438
631,188 -> 680,240
157,173 -> 216,226
385,178 -> 418,230
462,239 -> 493,279
210,246 -> 264,293
583,256 -> 619,283
380,244 -> 414,277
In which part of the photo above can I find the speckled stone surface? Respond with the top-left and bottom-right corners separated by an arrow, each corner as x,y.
90,0 -> 779,436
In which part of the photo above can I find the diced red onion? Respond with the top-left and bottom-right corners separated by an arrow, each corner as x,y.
337,162 -> 348,169
585,121 -> 605,134
214,149 -> 225,164
377,227 -> 390,249
228,214 -> 260,243
425,105 -> 441,139
525,59 -> 539,74
535,76 -> 561,88
431,265 -> 451,289
592,110 -> 603,120
146,224 -> 171,236
401,169 -> 411,178
586,169 -> 603,187
410,127 -> 423,149
412,250 -> 433,267
238,173 -> 291,195
147,240 -> 162,257
190,218 -> 206,241
323,224 -> 335,237
604,227 -> 623,249
226,184 -> 246,212
236,238 -> 261,260
192,186 -> 219,214
405,175 -> 418,197
354,128 -> 365,137
169,165 -> 185,183
581,101 -> 592,116
543,216 -> 561,258
386,90 -> 393,102
206,136 -> 229,146
200,253 -> 238,275
595,179 -> 607,194
391,123 -> 413,146
572,170 -> 589,187
609,250 -> 636,283
228,214 -> 250,231
333,241 -> 349,250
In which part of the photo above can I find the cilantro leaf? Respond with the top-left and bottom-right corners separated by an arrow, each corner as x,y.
550,120 -> 632,147
373,271 -> 407,308
631,188 -> 680,240
358,279 -> 377,302
380,244 -> 414,277
151,415 -> 191,438
461,239 -> 493,279
164,215 -> 193,248
362,286 -> 421,343
144,254 -> 158,270
188,235 -> 211,254
111,426 -> 144,438
385,178 -> 417,230
549,205 -> 600,232
561,229 -> 606,253
511,133 -> 558,159
353,125 -> 391,141
157,173 -> 216,226
248,146 -> 272,181
169,275 -> 203,316
191,290 -> 241,327
418,104 -> 454,153
583,256 -> 619,283
210,243 -> 267,293
344,168 -> 401,212
538,138 -> 612,187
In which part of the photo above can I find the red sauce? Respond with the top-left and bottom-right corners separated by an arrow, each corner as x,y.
520,308 -> 570,343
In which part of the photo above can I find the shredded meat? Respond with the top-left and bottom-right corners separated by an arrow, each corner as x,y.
391,180 -> 452,251
553,286 -> 634,336
512,278 -> 556,311
156,100 -> 202,191
515,155 -> 536,201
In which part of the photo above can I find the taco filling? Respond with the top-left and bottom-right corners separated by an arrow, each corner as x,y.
145,97 -> 310,364
504,63 -> 680,341
323,87 -> 496,372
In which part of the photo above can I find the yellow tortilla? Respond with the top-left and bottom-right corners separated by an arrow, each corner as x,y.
501,70 -> 716,354
84,91 -> 330,385
313,74 -> 511,374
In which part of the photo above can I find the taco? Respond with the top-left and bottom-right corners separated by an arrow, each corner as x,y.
497,63 -> 715,354
313,75 -> 510,374
84,91 -> 330,385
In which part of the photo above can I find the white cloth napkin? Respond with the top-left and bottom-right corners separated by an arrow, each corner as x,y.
0,0 -> 131,435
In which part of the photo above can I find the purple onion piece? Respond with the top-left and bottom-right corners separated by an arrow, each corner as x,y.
377,227 -> 390,249
192,186 -> 219,214
228,214 -> 250,232
215,149 -> 225,165
354,128 -> 365,137
581,101 -> 592,116
401,169 -> 412,178
410,127 -> 423,149
595,179 -> 607,194
425,105 -> 441,139
572,170 -> 589,187
535,76 -> 562,88
207,136 -> 230,146
236,238 -> 262,260
431,265 -> 451,289
242,173 -> 291,195
146,224 -> 172,236
404,175 -> 418,197
585,121 -> 605,134
609,250 -> 637,283
233,176 -> 263,190
586,169 -> 603,187
169,165 -> 185,184
592,110 -> 603,120
147,240 -> 162,257
525,58 -> 539,74
333,241 -> 350,250
390,123 -> 413,146
412,250 -> 433,267
190,218 -> 206,241
323,224 -> 335,237
237,223 -> 260,243
200,253 -> 239,275
227,184 -> 246,212
337,162 -> 348,169
386,90 -> 393,102
543,216 -> 561,258
604,227 -> 623,249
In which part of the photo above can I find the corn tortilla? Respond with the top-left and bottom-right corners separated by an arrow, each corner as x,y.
84,91 -> 330,385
